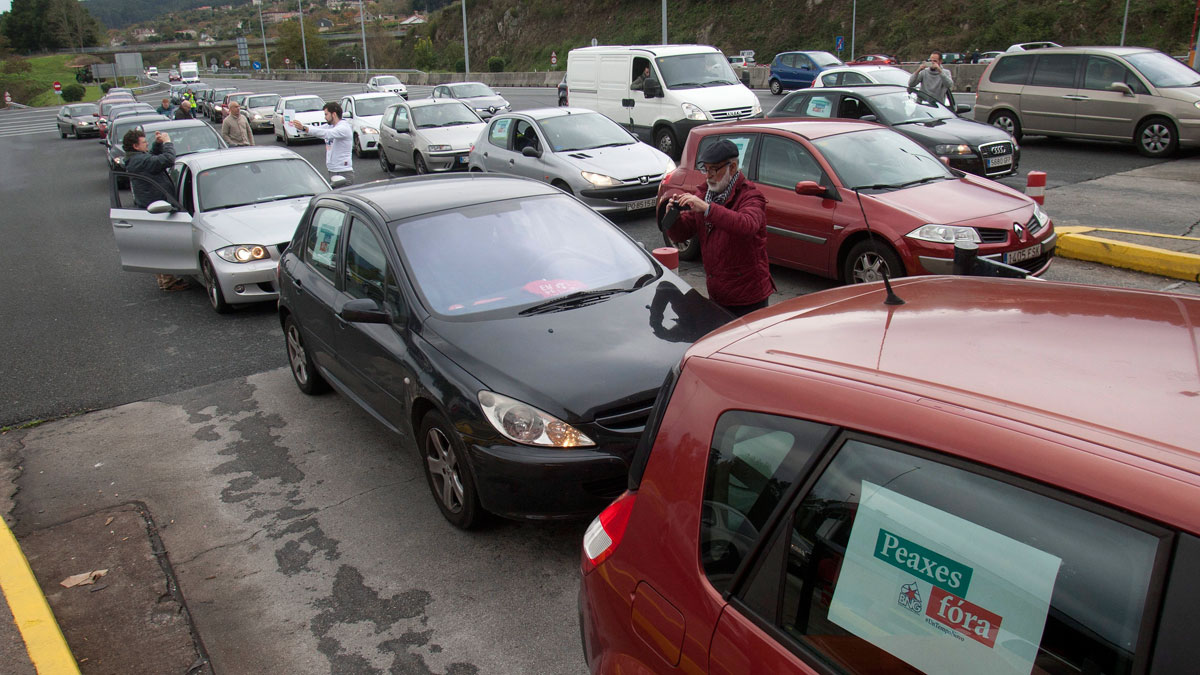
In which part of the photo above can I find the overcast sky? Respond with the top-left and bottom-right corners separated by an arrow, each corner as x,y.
0,1 -> 12,13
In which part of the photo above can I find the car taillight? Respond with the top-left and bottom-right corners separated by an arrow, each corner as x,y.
582,491 -> 637,573
662,169 -> 675,185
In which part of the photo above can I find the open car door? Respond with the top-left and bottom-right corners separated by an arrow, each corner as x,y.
109,170 -> 200,275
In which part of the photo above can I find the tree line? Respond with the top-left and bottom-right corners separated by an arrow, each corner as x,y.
1,0 -> 106,53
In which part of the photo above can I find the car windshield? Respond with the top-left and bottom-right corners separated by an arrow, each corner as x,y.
412,102 -> 481,128
246,95 -> 279,109
285,97 -> 324,112
214,88 -> 235,98
813,128 -> 952,190
112,117 -> 160,142
539,112 -> 635,152
869,68 -> 912,86
809,51 -> 843,67
198,158 -> 327,212
655,53 -> 740,88
1125,52 -> 1200,87
142,124 -> 224,156
375,76 -> 401,85
450,83 -> 494,98
868,90 -> 956,124
395,194 -> 655,317
355,96 -> 401,116
67,104 -> 99,115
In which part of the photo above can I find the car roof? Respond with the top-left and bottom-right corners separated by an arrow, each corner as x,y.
789,83 -> 909,96
1002,45 -> 1157,57
279,94 -> 325,101
693,117 -> 884,140
819,65 -> 906,74
404,98 -> 472,109
112,114 -> 167,130
499,107 -> 601,121
689,276 -> 1200,465
140,119 -> 217,132
178,146 -> 304,171
331,174 -> 561,222
570,44 -> 721,58
344,91 -> 402,100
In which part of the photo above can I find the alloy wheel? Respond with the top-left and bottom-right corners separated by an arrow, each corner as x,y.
852,251 -> 891,283
425,428 -> 465,514
286,324 -> 309,386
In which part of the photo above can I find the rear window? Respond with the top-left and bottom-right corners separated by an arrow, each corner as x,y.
988,54 -> 1034,84
1030,54 -> 1082,88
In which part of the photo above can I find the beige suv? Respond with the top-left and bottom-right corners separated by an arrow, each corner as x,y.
974,46 -> 1200,157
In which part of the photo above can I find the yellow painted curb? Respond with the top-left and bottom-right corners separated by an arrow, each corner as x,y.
0,522 -> 80,674
1056,231 -> 1200,282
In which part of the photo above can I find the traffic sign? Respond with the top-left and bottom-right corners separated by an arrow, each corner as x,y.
591,38 -> 598,47
550,51 -> 557,66
224,60 -> 230,67
835,36 -> 845,51
4,91 -> 11,104
53,81 -> 62,94
285,57 -> 291,65
252,61 -> 262,70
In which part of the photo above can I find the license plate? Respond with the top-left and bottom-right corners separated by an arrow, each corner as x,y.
627,197 -> 656,211
986,155 -> 1013,168
1005,243 -> 1042,263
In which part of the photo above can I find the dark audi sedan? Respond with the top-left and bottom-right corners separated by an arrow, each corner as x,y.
277,174 -> 730,529
769,84 -> 1020,179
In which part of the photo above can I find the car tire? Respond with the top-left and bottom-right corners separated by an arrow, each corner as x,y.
1135,117 -> 1178,159
414,152 -> 429,175
769,79 -> 783,95
284,315 -> 329,395
60,127 -> 67,139
200,254 -> 232,314
842,239 -> 905,285
282,129 -> 292,146
676,235 -> 702,262
418,410 -> 483,530
654,127 -> 680,160
379,146 -> 394,173
989,110 -> 1023,142
352,134 -> 362,158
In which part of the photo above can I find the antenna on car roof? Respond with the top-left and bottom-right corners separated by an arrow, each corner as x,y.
852,187 -> 904,306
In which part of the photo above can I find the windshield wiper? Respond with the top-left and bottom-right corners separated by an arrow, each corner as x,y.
441,120 -> 476,126
852,176 -> 943,191
206,201 -> 258,211
896,176 -> 946,188
262,194 -> 313,203
587,142 -> 634,149
518,288 -> 631,316
669,81 -> 702,88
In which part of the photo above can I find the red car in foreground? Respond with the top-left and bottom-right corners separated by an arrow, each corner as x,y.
847,54 -> 899,65
656,119 -> 1053,283
580,276 -> 1200,674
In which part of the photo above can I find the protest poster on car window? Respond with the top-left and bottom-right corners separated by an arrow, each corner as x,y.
827,481 -> 1062,675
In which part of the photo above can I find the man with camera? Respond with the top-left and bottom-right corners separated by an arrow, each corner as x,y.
663,139 -> 774,317
908,51 -> 955,107
124,128 -> 188,291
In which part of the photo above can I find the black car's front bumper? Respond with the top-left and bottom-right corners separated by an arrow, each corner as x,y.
467,441 -> 632,520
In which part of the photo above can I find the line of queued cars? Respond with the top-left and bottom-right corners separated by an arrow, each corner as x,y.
62,67 -> 1200,675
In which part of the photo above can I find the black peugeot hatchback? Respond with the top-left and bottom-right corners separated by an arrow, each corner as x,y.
277,174 -> 730,529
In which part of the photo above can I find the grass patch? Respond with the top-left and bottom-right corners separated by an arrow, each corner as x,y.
10,54 -> 115,107
0,419 -> 46,433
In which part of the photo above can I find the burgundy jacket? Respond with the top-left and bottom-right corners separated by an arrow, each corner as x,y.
666,174 -> 774,307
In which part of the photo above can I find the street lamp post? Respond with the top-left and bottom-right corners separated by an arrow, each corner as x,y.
1120,0 -> 1131,46
851,0 -> 857,62
258,0 -> 271,73
358,0 -> 369,76
462,0 -> 470,75
298,0 -> 309,72
661,0 -> 667,44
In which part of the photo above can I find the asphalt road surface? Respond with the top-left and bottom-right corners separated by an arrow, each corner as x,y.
0,76 -> 1195,675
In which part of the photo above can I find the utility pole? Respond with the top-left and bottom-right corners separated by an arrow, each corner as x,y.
462,0 -> 470,75
358,0 -> 369,76
1120,0 -> 1130,46
258,0 -> 271,73
661,0 -> 667,44
298,0 -> 309,72
851,0 -> 857,62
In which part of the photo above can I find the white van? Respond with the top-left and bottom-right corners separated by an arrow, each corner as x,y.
566,45 -> 762,159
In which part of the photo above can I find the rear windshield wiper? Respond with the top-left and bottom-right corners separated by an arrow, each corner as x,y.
518,288 -> 630,316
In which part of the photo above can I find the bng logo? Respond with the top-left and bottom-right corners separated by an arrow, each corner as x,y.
898,581 -> 922,613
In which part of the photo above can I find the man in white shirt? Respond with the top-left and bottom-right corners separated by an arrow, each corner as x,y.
291,101 -> 354,185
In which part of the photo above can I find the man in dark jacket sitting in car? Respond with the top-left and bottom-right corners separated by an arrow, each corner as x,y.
123,128 -> 188,291
664,138 -> 774,317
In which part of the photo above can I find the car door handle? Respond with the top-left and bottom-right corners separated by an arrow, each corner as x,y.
509,159 -> 515,166
482,152 -> 488,158
114,220 -> 132,228
1062,95 -> 1088,100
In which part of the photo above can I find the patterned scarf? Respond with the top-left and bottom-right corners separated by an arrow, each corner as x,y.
704,171 -> 741,207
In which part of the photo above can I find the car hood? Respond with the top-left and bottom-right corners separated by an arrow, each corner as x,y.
892,117 -> 1014,147
667,83 -> 760,112
1157,86 -> 1200,103
418,124 -> 488,150
247,106 -> 275,116
461,94 -> 509,109
422,278 -> 730,421
198,198 -> 311,247
286,110 -> 326,124
73,114 -> 101,123
556,142 -> 672,179
868,177 -> 1032,225
353,114 -> 384,129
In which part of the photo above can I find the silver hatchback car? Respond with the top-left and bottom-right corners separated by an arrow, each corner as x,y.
974,46 -> 1200,157
376,99 -> 487,174
468,108 -> 677,214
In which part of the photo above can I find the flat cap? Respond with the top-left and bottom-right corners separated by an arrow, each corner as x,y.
697,138 -> 739,165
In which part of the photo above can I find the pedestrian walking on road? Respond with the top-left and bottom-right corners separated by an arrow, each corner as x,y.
156,97 -> 173,116
291,101 -> 354,185
663,139 -> 774,317
908,51 -> 955,108
220,101 -> 254,147
123,129 -> 189,292
173,99 -> 194,120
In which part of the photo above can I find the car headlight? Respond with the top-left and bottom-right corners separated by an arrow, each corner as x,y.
750,102 -> 762,116
681,102 -> 709,121
216,245 -> 269,263
252,113 -> 263,120
1033,203 -> 1050,228
427,144 -> 452,152
581,171 -> 621,187
361,126 -> 378,135
1194,101 -> 1200,110
906,224 -> 982,244
478,391 -> 595,448
934,144 -> 973,155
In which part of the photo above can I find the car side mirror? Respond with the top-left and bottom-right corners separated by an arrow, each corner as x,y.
330,175 -> 349,189
339,298 -> 390,324
643,78 -> 662,98
795,181 -> 832,198
147,200 -> 175,214
861,114 -> 878,122
955,103 -> 972,114
521,145 -> 541,158
1108,82 -> 1134,97
63,112 -> 71,118
395,120 -> 409,132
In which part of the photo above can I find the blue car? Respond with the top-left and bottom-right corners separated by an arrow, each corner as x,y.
768,50 -> 844,94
